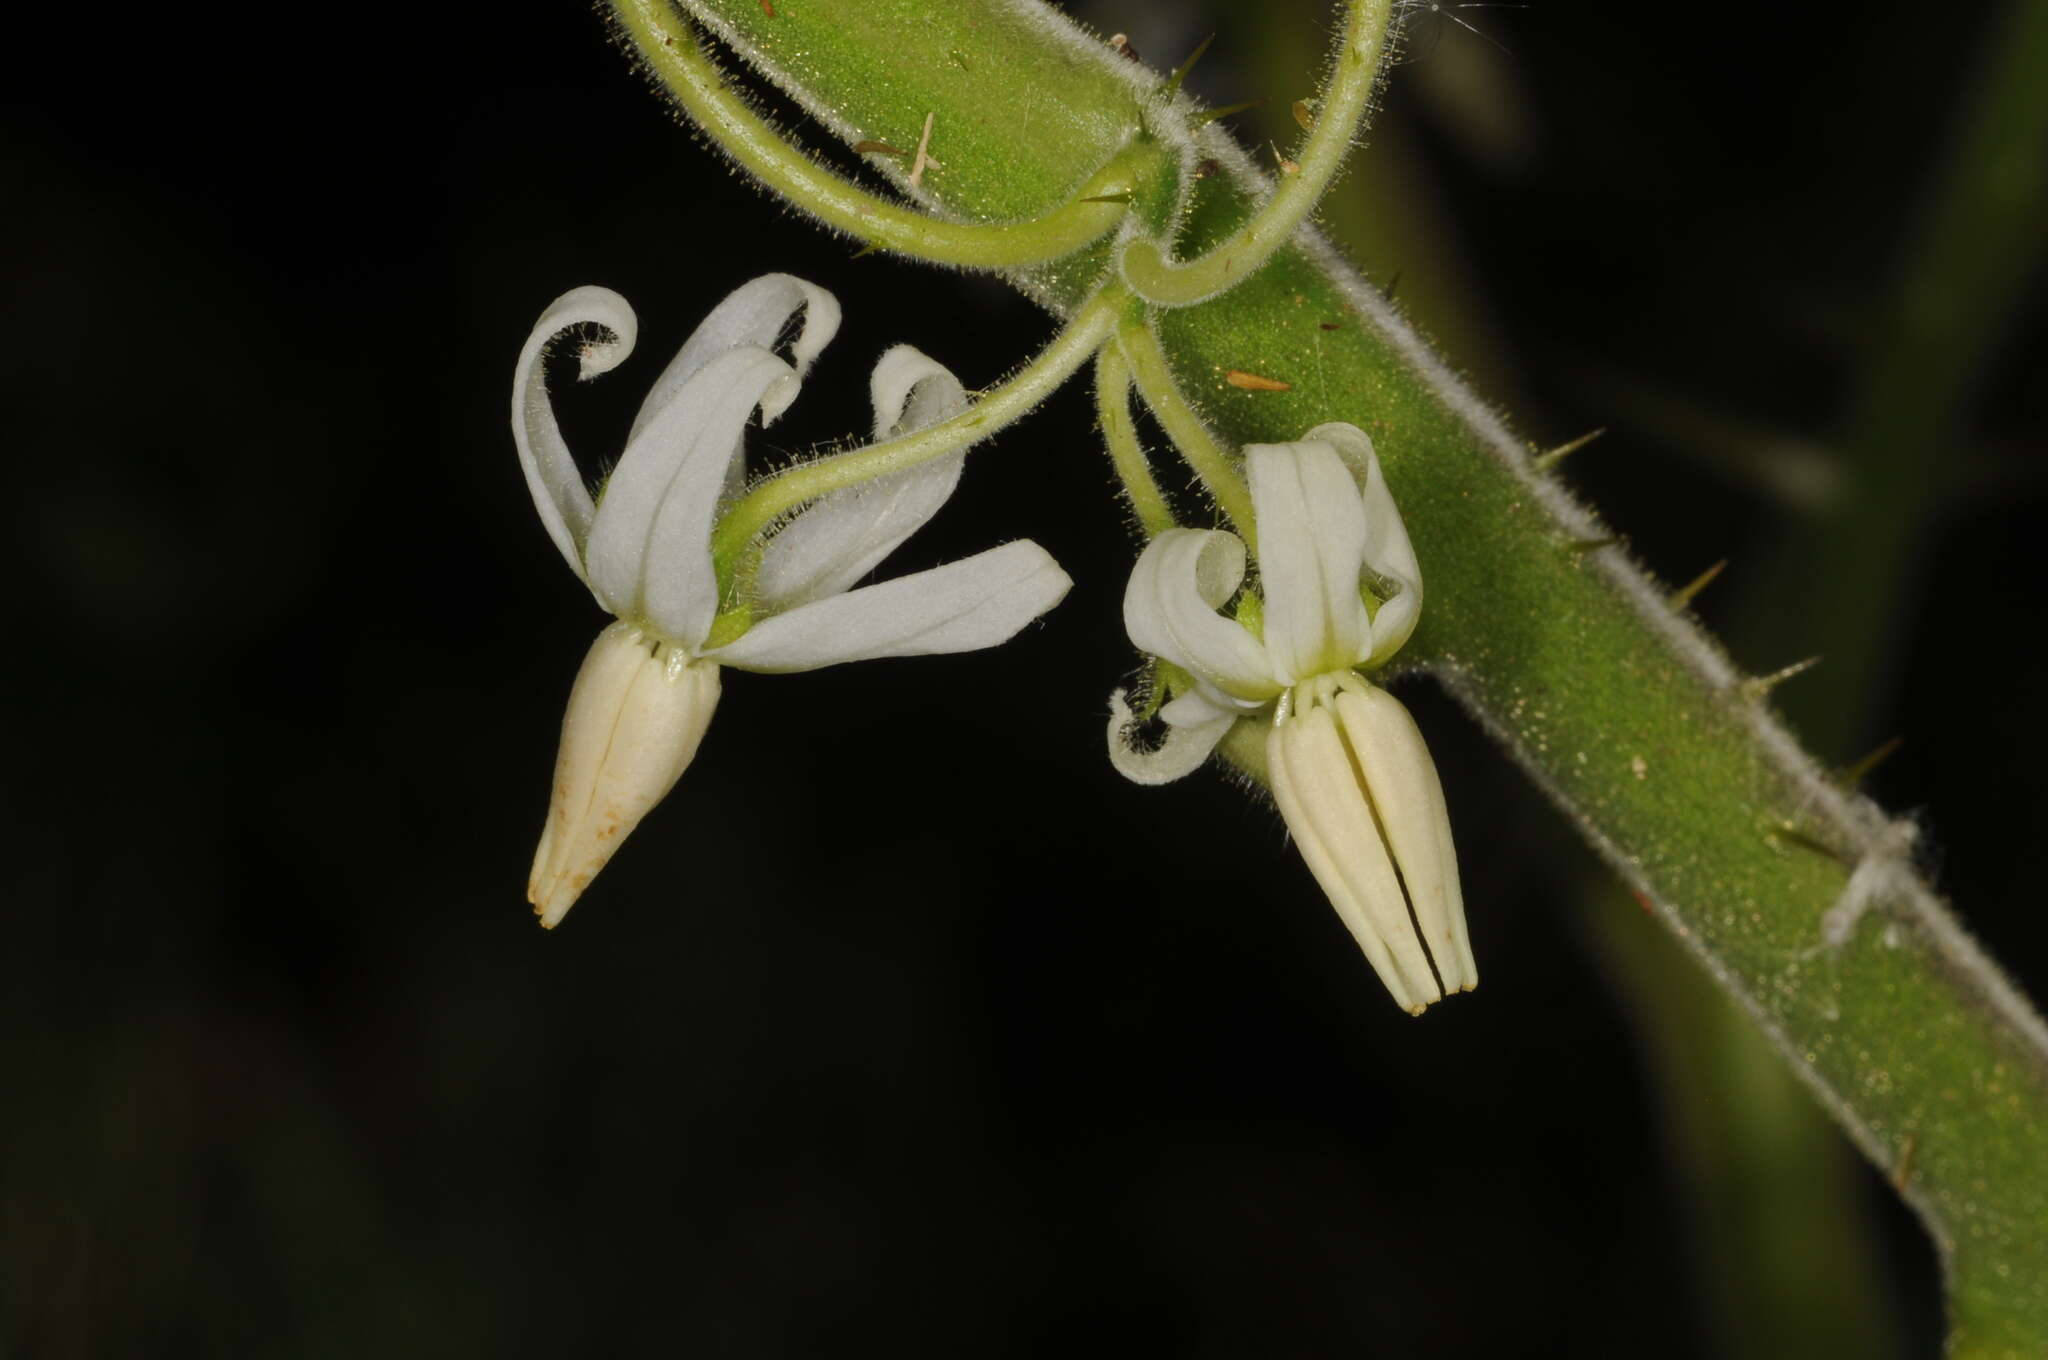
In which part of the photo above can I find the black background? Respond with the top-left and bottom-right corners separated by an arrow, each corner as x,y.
4,0 -> 2044,1354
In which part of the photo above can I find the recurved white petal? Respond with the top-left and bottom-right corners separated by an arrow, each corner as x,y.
628,274 -> 840,440
753,347 -> 968,612
583,346 -> 794,647
710,540 -> 1071,672
1106,688 -> 1233,785
1123,529 -> 1280,704
1267,703 -> 1442,1013
867,343 -> 969,442
1247,441 -> 1373,683
1157,687 -> 1241,730
1335,684 -> 1474,991
513,285 -> 637,582
528,622 -> 722,929
1307,422 -> 1422,665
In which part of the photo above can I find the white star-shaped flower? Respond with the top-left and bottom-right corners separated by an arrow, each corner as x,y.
515,274 -> 1071,927
1109,424 -> 1473,1013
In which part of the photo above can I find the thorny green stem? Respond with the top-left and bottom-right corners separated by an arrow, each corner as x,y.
1092,343 -> 1175,537
709,284 -> 1127,581
1117,319 -> 1257,546
1119,0 -> 1395,306
1281,28 -> 1908,1350
636,0 -> 2048,1346
610,0 -> 1149,268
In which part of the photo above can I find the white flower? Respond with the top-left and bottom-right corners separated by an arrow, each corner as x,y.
514,274 -> 1072,927
1108,425 -> 1473,1013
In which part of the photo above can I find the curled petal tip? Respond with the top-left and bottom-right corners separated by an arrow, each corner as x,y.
577,336 -> 631,383
757,371 -> 803,427
1106,687 -> 1233,786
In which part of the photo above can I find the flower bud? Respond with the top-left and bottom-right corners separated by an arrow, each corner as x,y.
1265,674 -> 1473,1013
528,621 -> 721,928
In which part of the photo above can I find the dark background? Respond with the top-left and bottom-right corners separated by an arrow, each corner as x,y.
4,0 -> 2044,1354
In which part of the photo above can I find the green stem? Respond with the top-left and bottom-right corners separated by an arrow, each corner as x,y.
1119,0 -> 1395,306
609,0 -> 1148,269
648,2 -> 2048,1346
1273,20 -> 1901,1343
1092,343 -> 1175,537
1117,319 -> 1257,546
709,284 -> 1125,576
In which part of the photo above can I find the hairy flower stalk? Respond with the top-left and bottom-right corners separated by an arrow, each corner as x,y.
1110,426 -> 1470,1013
1118,0 -> 1396,306
610,0 -> 1163,269
514,274 -> 1071,926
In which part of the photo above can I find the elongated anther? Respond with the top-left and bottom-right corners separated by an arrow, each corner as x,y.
530,624 -> 722,928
